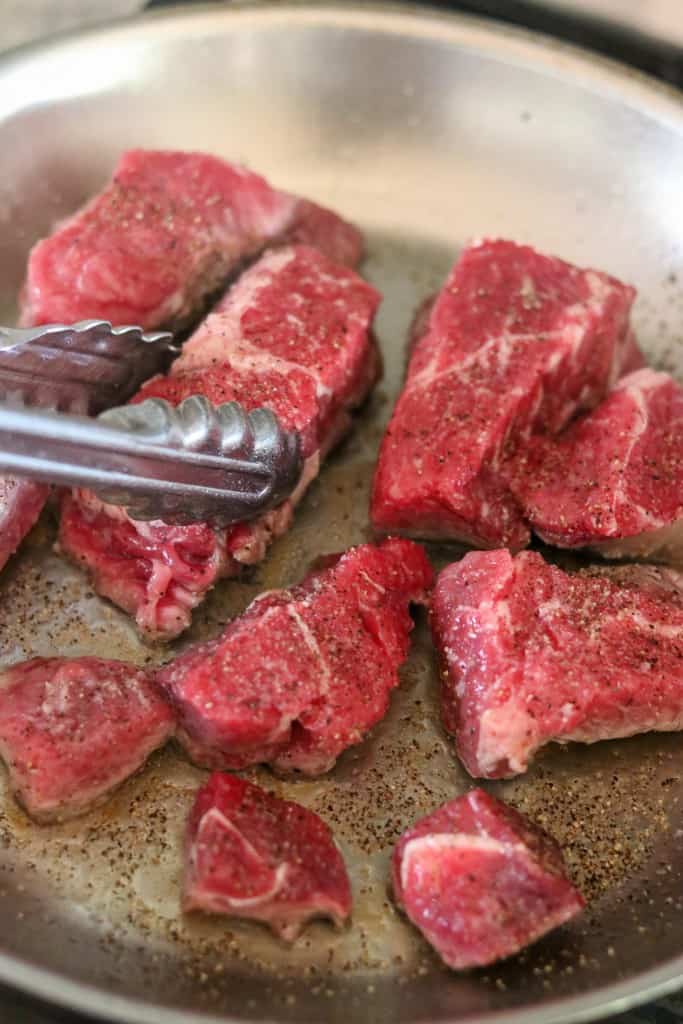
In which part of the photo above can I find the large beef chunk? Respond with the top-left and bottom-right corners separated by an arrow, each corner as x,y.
20,149 -> 362,330
371,239 -> 635,549
11,150 -> 363,582
157,539 -> 433,773
59,245 -> 381,640
431,549 -> 683,779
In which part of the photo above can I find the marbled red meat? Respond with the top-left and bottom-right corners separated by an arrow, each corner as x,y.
0,478 -> 48,573
431,550 -> 683,779
58,245 -> 381,639
0,657 -> 174,822
12,151 -> 361,579
20,149 -> 362,330
281,197 -> 363,269
371,239 -> 636,549
392,789 -> 583,969
157,539 -> 433,773
510,369 -> 683,563
183,773 -> 351,940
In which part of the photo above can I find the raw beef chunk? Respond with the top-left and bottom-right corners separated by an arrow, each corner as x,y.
510,369 -> 683,563
16,151 -> 361,579
371,239 -> 636,549
280,197 -> 363,269
183,773 -> 351,940
431,550 -> 683,778
0,478 -> 48,573
59,245 -> 381,640
157,539 -> 433,773
20,149 -> 362,330
0,657 -> 174,822
392,788 -> 583,968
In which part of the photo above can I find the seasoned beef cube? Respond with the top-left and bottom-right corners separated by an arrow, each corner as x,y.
183,773 -> 351,940
0,657 -> 174,822
371,238 -> 635,549
20,149 -> 362,330
431,549 -> 683,779
392,789 -> 583,968
59,245 -> 381,639
510,369 -> 683,563
157,539 -> 433,773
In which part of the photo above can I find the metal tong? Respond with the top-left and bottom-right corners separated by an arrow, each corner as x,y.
0,321 -> 303,527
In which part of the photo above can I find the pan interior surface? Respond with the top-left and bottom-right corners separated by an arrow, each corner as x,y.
0,4 -> 682,1023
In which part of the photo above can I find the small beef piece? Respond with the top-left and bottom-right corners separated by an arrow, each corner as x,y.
157,539 -> 433,773
58,245 -> 381,640
0,477 -> 48,573
20,149 -> 362,330
0,657 -> 175,822
183,773 -> 351,940
392,788 -> 584,969
431,549 -> 683,779
510,369 -> 683,563
371,238 -> 636,549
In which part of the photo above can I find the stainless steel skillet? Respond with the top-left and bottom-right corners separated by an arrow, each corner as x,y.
0,3 -> 682,1023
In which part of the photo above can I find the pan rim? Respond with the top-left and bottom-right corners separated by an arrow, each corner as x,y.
4,948 -> 683,1024
0,3 -> 682,1023
0,0 -> 682,127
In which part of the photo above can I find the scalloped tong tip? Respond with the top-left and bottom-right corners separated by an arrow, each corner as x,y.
0,321 -> 303,526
